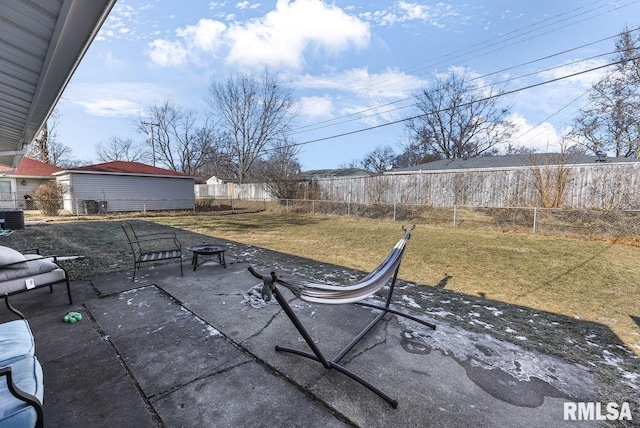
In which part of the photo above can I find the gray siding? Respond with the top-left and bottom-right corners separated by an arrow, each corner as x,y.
59,173 -> 195,214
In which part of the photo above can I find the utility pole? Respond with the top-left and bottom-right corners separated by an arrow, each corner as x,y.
141,121 -> 160,166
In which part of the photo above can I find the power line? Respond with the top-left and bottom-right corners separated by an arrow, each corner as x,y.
285,56 -> 634,150
290,1 -> 640,137
291,27 -> 640,136
290,45 -> 623,136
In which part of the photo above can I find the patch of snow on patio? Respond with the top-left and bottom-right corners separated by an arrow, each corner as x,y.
425,310 -> 458,319
398,317 -> 597,400
485,306 -> 503,317
205,325 -> 222,337
468,319 -> 494,329
189,309 -> 223,336
401,295 -> 421,308
241,284 -> 278,309
602,349 -> 624,367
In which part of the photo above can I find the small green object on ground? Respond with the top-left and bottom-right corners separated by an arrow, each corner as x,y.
63,312 -> 83,323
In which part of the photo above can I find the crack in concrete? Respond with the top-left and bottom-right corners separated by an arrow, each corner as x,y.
83,303 -> 166,428
341,316 -> 392,365
148,358 -> 255,402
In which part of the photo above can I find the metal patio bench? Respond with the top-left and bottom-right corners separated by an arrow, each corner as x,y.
122,222 -> 183,281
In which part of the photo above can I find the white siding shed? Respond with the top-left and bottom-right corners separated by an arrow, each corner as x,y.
54,161 -> 195,214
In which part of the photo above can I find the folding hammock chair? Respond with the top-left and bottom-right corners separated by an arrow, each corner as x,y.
248,225 -> 436,408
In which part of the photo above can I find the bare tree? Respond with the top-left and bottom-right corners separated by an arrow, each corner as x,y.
207,70 -> 296,184
406,69 -> 515,160
395,137 -> 441,168
569,28 -> 640,157
529,153 -> 572,208
259,140 -> 303,200
140,101 -> 213,175
360,145 -> 397,173
48,140 -> 76,167
503,143 -> 537,155
95,137 -> 150,163
28,123 -> 52,164
27,108 -> 75,166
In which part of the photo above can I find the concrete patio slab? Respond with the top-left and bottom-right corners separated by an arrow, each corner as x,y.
0,257 -> 603,427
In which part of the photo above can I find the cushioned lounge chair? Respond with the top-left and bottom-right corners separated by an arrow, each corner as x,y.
0,246 -> 72,310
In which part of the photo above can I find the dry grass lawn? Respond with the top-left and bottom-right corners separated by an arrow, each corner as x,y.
152,212 -> 640,355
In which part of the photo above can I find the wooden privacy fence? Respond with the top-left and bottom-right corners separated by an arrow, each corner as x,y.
195,182 -> 274,201
308,163 -> 640,210
194,162 -> 640,210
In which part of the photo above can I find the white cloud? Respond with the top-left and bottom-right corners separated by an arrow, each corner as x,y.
397,1 -> 429,21
296,67 -> 426,99
298,96 -> 333,118
75,98 -> 141,118
235,1 -> 260,9
176,19 -> 227,53
537,58 -> 609,88
225,0 -> 370,69
293,68 -> 427,127
148,0 -> 370,70
507,113 -> 565,152
68,83 -> 175,118
359,1 -> 458,28
96,3 -> 139,41
147,39 -> 189,67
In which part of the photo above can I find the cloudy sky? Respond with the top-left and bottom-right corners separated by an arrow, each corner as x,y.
55,0 -> 640,170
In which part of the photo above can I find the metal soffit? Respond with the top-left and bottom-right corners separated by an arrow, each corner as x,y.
0,0 -> 116,168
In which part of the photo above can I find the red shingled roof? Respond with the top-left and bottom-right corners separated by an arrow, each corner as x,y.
62,161 -> 193,177
0,157 -> 63,177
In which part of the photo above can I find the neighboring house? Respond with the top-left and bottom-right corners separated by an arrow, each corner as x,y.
205,176 -> 226,185
388,153 -> 638,173
55,161 -> 196,214
299,168 -> 374,179
198,176 -> 273,200
0,158 -> 62,209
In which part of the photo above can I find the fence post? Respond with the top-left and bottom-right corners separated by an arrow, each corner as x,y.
393,203 -> 397,222
532,207 -> 538,233
453,205 -> 457,227
143,200 -> 147,216
75,199 -> 79,218
312,200 -> 315,215
348,179 -> 352,217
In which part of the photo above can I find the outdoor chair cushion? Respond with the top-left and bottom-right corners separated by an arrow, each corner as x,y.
0,258 -> 64,296
0,321 -> 34,367
0,259 -> 58,282
0,356 -> 43,428
0,246 -> 28,269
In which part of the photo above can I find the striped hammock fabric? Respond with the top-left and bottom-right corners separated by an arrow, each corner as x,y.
274,226 -> 413,305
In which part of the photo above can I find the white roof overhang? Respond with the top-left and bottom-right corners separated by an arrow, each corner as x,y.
0,0 -> 116,168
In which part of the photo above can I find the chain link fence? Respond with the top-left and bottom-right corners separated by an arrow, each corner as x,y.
266,198 -> 640,239
10,195 -> 640,239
